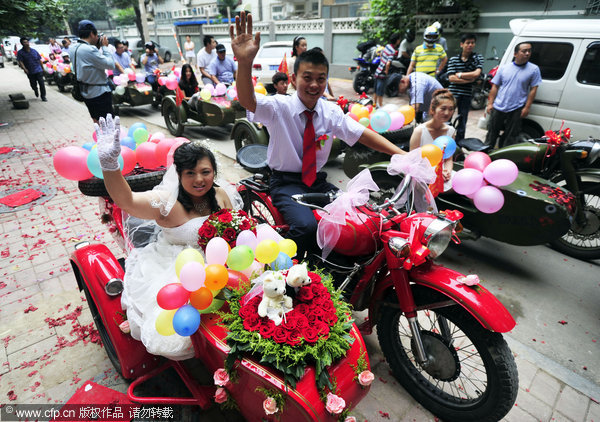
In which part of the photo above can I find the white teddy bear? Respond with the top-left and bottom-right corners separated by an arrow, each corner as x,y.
257,271 -> 293,326
286,263 -> 312,289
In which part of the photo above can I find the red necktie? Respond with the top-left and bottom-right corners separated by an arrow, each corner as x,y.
302,110 -> 316,186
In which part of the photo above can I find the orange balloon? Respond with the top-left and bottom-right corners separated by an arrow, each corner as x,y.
204,264 -> 229,290
254,85 -> 267,95
190,287 -> 213,310
421,144 -> 443,167
355,107 -> 370,120
398,105 -> 415,125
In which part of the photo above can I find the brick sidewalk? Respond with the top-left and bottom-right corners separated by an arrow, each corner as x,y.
1,65 -> 598,421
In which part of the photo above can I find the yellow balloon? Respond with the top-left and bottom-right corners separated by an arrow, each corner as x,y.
350,104 -> 362,115
356,107 -> 370,120
255,239 -> 280,264
175,248 -> 205,278
200,88 -> 212,101
254,85 -> 267,95
155,309 -> 177,336
421,144 -> 443,167
278,239 -> 297,258
398,105 -> 415,125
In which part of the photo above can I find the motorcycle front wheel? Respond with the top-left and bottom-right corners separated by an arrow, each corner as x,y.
470,90 -> 487,110
378,288 -> 518,422
549,180 -> 600,260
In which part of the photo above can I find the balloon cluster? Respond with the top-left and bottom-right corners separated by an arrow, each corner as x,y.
452,152 -> 519,213
154,224 -> 298,337
53,121 -> 190,181
158,71 -> 180,91
347,103 -> 415,133
420,135 -> 457,167
198,82 -> 238,102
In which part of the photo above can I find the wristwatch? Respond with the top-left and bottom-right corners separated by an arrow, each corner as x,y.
458,72 -> 463,79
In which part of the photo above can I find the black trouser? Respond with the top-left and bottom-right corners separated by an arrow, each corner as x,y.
485,107 -> 523,149
455,95 -> 471,142
27,72 -> 46,99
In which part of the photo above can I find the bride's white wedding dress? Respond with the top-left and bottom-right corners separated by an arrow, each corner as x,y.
121,216 -> 208,360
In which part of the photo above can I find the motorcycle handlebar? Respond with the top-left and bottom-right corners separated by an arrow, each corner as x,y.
292,191 -> 340,210
373,174 -> 413,212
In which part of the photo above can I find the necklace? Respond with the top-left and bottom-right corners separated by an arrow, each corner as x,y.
193,198 -> 210,215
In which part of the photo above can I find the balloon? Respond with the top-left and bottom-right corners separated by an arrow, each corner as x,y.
421,144 -> 443,167
150,132 -> 166,143
241,260 -> 264,279
204,84 -> 214,94
133,127 -> 149,145
347,113 -> 359,122
166,79 -> 178,90
370,110 -> 392,133
173,305 -> 201,336
254,85 -> 267,95
135,73 -> 145,83
155,309 -> 177,336
473,185 -> 505,213
166,138 -> 190,167
466,178 -> 488,199
198,297 -> 225,314
433,136 -> 457,159
135,142 -> 161,169
215,83 -> 227,96
119,127 -> 128,140
204,264 -> 229,290
120,146 -> 136,175
483,159 -> 519,187
278,239 -> 297,258
388,111 -> 405,131
175,248 -> 205,278
114,85 -> 126,96
120,136 -> 136,150
158,76 -> 167,86
189,287 -> 213,310
358,117 -> 370,127
355,107 -> 370,120
398,105 -> 415,125
270,252 -> 293,271
53,146 -> 93,181
256,224 -> 283,243
226,87 -> 237,100
226,270 -> 249,290
82,142 -> 95,151
127,72 -> 136,81
206,237 -> 229,265
200,88 -> 212,101
382,104 -> 399,114
128,122 -> 147,138
452,168 -> 485,195
255,239 -> 280,264
87,148 -> 123,179
235,230 -> 257,250
155,138 -> 177,167
226,245 -> 255,271
180,261 -> 206,291
464,151 -> 492,172
156,283 -> 190,310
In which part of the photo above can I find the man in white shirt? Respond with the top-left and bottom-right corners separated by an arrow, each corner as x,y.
196,35 -> 217,85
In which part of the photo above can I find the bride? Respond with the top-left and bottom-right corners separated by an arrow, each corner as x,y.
96,114 -> 241,359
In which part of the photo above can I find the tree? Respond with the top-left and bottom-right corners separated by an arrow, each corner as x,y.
0,0 -> 66,37
360,0 -> 479,44
114,8 -> 136,27
63,0 -> 110,34
217,0 -> 240,17
111,0 -> 147,43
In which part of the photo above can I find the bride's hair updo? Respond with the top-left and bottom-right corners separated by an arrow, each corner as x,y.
173,142 -> 220,213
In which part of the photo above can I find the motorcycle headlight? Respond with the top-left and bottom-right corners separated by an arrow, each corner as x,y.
423,218 -> 455,258
568,139 -> 600,165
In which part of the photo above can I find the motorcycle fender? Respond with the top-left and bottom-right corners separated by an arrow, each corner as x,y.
160,95 -> 176,116
370,264 -> 516,333
574,168 -> 600,182
232,118 -> 269,145
70,243 -> 159,379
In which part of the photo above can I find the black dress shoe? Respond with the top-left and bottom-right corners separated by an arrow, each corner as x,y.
42,98 -> 48,102
34,90 -> 39,98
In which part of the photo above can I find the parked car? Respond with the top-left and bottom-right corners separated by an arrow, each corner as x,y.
2,36 -> 21,63
251,41 -> 293,87
127,39 -> 172,66
31,44 -> 52,59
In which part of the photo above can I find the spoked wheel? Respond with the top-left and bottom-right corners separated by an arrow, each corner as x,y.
163,101 -> 184,137
242,190 -> 280,227
549,180 -> 600,260
233,124 -> 259,152
81,283 -> 123,375
378,288 -> 518,422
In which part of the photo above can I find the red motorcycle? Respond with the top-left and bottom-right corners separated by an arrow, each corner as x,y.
236,145 -> 518,422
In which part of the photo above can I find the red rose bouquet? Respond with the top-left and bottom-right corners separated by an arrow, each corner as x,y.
197,209 -> 257,250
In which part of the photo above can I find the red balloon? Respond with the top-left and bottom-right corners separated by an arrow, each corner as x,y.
226,270 -> 249,290
157,283 -> 190,310
120,146 -> 136,175
155,138 -> 177,167
464,152 -> 492,173
53,146 -> 93,181
135,142 -> 161,169
366,104 -> 373,113
348,113 -> 359,122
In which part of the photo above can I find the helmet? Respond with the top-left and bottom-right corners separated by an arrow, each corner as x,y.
424,26 -> 440,47
432,21 -> 443,34
404,29 -> 415,43
144,41 -> 155,50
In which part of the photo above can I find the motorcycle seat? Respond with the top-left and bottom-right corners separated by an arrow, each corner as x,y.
458,138 -> 492,153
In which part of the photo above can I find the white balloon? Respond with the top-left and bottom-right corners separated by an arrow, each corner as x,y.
256,223 -> 284,243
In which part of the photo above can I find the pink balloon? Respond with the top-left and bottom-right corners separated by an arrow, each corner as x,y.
483,159 -> 519,187
135,142 -> 161,169
120,146 -> 136,175
127,72 -> 136,81
166,138 -> 190,167
256,223 -> 284,243
466,178 -> 488,199
464,152 -> 492,172
156,283 -> 190,310
206,237 -> 230,265
236,230 -> 257,250
388,111 -> 406,131
156,138 -> 177,167
473,186 -> 505,214
150,132 -> 166,143
53,146 -> 93,181
452,168 -> 484,195
241,260 -> 264,279
180,261 -> 206,291
166,79 -> 178,90
158,76 -> 167,86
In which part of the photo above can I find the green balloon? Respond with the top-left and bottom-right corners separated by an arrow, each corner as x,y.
199,298 -> 224,314
133,127 -> 149,145
227,245 -> 255,271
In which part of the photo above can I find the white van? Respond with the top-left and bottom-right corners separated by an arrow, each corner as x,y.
2,36 -> 21,61
500,19 -> 600,141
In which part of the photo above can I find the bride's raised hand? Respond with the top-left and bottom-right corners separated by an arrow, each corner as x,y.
95,114 -> 122,172
230,11 -> 260,64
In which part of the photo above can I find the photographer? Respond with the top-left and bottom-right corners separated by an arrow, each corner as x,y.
69,20 -> 115,122
141,42 -> 163,90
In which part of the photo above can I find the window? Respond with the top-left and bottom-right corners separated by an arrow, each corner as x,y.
528,42 -> 573,81
312,2 -> 318,11
272,5 -> 282,12
577,42 -> 600,85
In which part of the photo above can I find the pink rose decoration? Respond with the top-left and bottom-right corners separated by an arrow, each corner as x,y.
213,368 -> 230,387
358,370 -> 374,387
263,397 -> 279,415
325,392 -> 346,415
214,387 -> 227,404
457,274 -> 480,286
119,321 -> 130,334
345,417 -> 357,422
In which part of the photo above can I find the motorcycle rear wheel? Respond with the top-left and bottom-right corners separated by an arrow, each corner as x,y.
549,180 -> 600,260
378,288 -> 518,422
352,71 -> 372,94
470,91 -> 487,110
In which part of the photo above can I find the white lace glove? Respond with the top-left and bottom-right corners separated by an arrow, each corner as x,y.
94,114 -> 121,171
